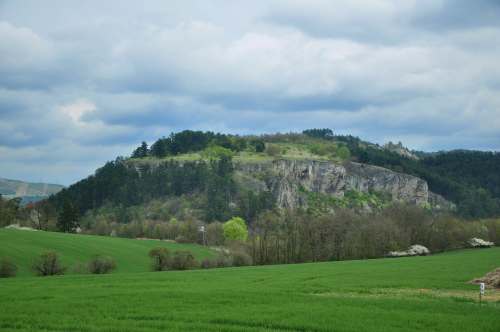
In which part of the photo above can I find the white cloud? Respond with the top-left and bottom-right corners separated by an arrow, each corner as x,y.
0,0 -> 499,184
58,99 -> 97,124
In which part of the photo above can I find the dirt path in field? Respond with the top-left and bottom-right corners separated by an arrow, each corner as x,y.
313,288 -> 500,302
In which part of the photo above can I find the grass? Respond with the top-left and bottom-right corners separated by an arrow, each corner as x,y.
128,141 -> 342,165
0,235 -> 499,331
0,229 -> 215,277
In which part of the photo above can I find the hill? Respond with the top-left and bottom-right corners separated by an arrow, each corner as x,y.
0,229 -> 215,277
0,177 -> 64,204
51,129 -> 499,221
1,247 -> 499,331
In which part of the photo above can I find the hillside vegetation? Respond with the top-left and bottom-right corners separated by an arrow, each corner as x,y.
51,129 -> 500,219
0,229 -> 214,277
1,247 -> 499,331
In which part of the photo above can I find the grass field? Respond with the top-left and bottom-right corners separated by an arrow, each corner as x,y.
0,229 -> 215,276
0,232 -> 499,331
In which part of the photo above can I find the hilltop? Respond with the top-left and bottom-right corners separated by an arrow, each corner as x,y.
53,129 -> 500,219
0,177 -> 64,204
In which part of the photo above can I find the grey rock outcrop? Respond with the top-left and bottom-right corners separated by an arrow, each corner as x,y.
235,159 -> 434,209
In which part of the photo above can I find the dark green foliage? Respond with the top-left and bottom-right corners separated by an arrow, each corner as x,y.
205,156 -> 235,221
170,250 -> 197,270
131,141 -> 149,158
236,190 -> 275,223
149,247 -> 171,271
87,255 -> 116,274
251,139 -> 265,153
334,134 -> 500,218
50,158 -> 215,217
57,200 -> 79,233
0,257 -> 17,278
302,128 -> 334,139
32,251 -> 65,276
0,196 -> 21,227
148,130 -> 246,158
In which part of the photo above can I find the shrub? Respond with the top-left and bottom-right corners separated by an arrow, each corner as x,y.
215,252 -> 233,268
265,144 -> 282,157
32,251 -> 65,276
149,247 -> 171,271
337,146 -> 351,160
200,258 -> 217,269
253,140 -> 265,153
231,251 -> 253,267
0,258 -> 17,278
87,255 -> 116,274
170,250 -> 197,270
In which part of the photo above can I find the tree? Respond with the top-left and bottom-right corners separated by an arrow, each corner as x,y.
252,140 -> 265,153
302,128 -> 334,139
57,200 -> 79,233
223,217 -> 248,242
131,141 -> 149,158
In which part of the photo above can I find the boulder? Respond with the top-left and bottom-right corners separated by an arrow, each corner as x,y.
468,237 -> 494,248
388,244 -> 430,257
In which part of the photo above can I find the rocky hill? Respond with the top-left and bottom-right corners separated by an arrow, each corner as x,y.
0,177 -> 64,204
236,159 -> 451,210
50,129 -> 498,220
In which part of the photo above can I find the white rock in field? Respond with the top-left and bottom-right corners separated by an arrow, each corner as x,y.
388,244 -> 430,257
4,223 -> 37,231
468,237 -> 494,248
407,244 -> 430,256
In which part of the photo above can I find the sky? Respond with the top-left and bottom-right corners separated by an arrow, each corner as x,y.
1,0 -> 500,185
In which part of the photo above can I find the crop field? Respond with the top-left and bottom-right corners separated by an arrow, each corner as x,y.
0,233 -> 499,331
0,229 -> 215,276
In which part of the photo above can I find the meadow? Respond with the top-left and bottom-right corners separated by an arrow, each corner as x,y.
0,230 -> 499,331
0,229 -> 214,276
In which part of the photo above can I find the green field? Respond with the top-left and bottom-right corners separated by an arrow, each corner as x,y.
0,230 -> 499,332
0,229 -> 215,276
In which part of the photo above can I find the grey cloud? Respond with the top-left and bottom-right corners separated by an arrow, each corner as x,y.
0,1 -> 499,185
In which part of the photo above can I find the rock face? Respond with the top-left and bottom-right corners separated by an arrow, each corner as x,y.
235,159 -> 433,209
388,245 -> 431,257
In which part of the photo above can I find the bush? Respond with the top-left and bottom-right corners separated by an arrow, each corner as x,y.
149,247 -> 171,271
200,258 -> 217,269
0,258 -> 17,278
170,250 -> 197,270
231,251 -> 253,267
265,144 -> 282,157
32,251 -> 65,276
87,255 -> 116,274
215,252 -> 233,268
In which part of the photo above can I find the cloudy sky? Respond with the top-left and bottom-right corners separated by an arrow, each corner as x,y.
1,0 -> 500,185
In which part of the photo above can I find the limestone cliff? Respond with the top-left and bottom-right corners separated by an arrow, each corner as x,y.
235,159 -> 438,209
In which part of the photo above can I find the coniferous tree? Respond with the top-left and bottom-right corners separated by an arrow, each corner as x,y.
131,141 -> 149,158
57,200 -> 79,233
